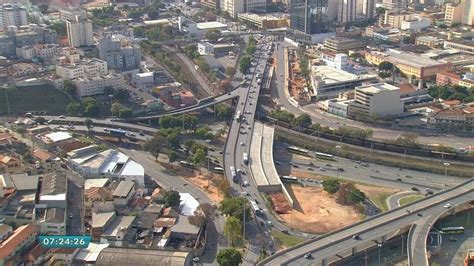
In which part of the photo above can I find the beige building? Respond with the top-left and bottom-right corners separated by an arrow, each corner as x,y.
221,0 -> 244,18
66,15 -> 93,47
416,36 -> 444,48
323,36 -> 367,53
444,40 -> 474,55
384,12 -> 415,28
237,12 -> 289,29
348,83 -> 404,119
365,50 -> 452,79
445,0 -> 474,26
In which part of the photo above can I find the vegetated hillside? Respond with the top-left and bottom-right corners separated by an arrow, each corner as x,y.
0,84 -> 70,115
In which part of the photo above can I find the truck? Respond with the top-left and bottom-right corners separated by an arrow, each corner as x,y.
235,111 -> 242,122
230,166 -> 238,183
110,128 -> 127,137
243,153 -> 249,165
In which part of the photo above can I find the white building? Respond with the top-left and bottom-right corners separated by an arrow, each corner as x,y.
56,59 -> 109,80
133,72 -> 154,88
73,73 -> 124,98
112,181 -> 135,207
348,83 -> 404,119
0,3 -> 27,29
400,18 -> 430,30
16,44 -> 59,61
221,0 -> 244,18
69,148 -> 145,186
310,65 -> 376,98
38,208 -> 66,235
328,99 -> 352,117
185,21 -> 229,37
338,0 -> 357,24
66,15 -> 93,47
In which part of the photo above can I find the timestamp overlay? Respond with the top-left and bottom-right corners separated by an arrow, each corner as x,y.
39,235 -> 91,248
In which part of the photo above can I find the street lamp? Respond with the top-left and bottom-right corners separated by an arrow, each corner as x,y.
443,162 -> 450,188
335,145 -> 341,179
377,243 -> 382,266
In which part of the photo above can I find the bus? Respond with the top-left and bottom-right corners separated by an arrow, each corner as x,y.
110,128 -> 127,137
212,167 -> 224,174
250,199 -> 263,215
441,226 -> 465,234
287,146 -> 309,155
235,111 -> 242,122
315,152 -> 334,160
230,166 -> 238,183
243,153 -> 249,165
280,175 -> 298,183
179,161 -> 195,169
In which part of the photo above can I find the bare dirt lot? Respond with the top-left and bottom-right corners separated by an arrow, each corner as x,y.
186,174 -> 226,204
277,184 -> 362,234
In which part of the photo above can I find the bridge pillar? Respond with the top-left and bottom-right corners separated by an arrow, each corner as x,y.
381,235 -> 387,243
321,258 -> 328,266
352,247 -> 357,255
148,119 -> 152,126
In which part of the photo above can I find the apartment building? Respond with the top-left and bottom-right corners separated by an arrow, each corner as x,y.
444,40 -> 474,55
365,50 -> 452,79
98,37 -> 142,71
237,13 -> 289,29
74,73 -> 125,98
338,0 -> 357,24
0,224 -> 38,266
431,107 -> 474,131
66,15 -> 93,47
16,44 -> 59,61
415,36 -> 444,48
323,37 -> 367,53
221,0 -> 244,18
0,3 -> 27,29
56,59 -> 108,80
246,0 -> 267,13
348,83 -> 404,119
384,12 -> 414,28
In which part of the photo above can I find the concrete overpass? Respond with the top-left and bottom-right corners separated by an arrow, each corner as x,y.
259,179 -> 473,266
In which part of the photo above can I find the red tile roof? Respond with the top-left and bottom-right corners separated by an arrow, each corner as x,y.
0,224 -> 38,260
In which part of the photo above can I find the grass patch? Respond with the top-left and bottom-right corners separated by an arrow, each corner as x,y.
271,229 -> 305,248
399,195 -> 424,206
369,193 -> 391,212
0,84 -> 70,115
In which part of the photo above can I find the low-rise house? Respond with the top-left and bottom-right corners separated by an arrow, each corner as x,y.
112,181 -> 135,207
170,214 -> 201,242
91,211 -> 116,241
37,207 -> 66,235
33,131 -> 73,151
0,224 -> 38,266
430,107 -> 474,131
0,154 -> 24,174
99,215 -> 135,247
0,223 -> 13,242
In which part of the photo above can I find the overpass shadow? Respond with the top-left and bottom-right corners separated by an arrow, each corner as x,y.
283,183 -> 304,212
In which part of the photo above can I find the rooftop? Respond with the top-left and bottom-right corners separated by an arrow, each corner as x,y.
84,178 -> 110,190
356,83 -> 400,94
10,173 -> 40,191
44,131 -> 72,143
312,65 -> 361,84
196,21 -> 228,30
112,180 -> 135,198
170,215 -> 200,235
41,172 -> 67,196
95,247 -> 190,266
45,207 -> 65,223
0,224 -> 38,260
179,193 -> 199,216
384,50 -> 447,68
102,216 -> 135,237
91,211 -> 115,228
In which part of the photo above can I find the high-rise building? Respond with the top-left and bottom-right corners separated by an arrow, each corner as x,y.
382,0 -> 407,10
444,0 -> 474,26
246,0 -> 267,13
0,3 -> 27,29
348,83 -> 404,119
338,0 -> 357,24
461,0 -> 474,26
66,15 -> 93,47
221,0 -> 245,18
98,37 -> 142,71
362,0 -> 375,19
290,0 -> 329,34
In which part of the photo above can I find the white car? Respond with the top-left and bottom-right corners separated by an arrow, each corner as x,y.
240,142 -> 245,146
444,203 -> 452,208
242,180 -> 250,187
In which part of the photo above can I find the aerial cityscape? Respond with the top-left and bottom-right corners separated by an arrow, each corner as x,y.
0,0 -> 473,265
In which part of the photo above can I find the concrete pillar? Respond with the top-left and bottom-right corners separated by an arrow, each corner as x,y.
322,258 -> 328,266
382,235 -> 386,243
352,247 -> 357,255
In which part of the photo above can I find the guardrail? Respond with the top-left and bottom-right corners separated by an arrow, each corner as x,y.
258,179 -> 473,265
407,224 -> 417,266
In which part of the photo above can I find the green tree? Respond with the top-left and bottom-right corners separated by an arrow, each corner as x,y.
219,197 -> 251,221
322,178 -> 340,194
216,104 -> 232,120
118,107 -> 133,118
270,109 -> 295,124
111,102 -> 123,116
66,102 -> 82,115
347,187 -> 366,204
225,67 -> 236,77
224,216 -> 242,247
239,56 -> 251,73
196,58 -> 210,73
143,134 -> 166,160
190,148 -> 206,167
39,4 -> 48,13
217,248 -> 242,266
148,6 -> 160,19
378,61 -> 393,72
195,127 -> 214,139
82,97 -> 100,117
63,80 -> 77,98
114,88 -> 129,103
163,190 -> 180,207
166,133 -> 180,149
168,151 -> 178,162
50,22 -> 66,35
375,7 -> 386,15
246,44 -> 256,55
205,29 -> 221,42
293,114 -> 312,127
84,118 -> 93,130
219,79 -> 233,92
